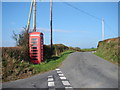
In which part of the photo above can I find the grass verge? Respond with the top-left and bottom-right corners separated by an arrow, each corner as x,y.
2,50 -> 75,82
31,50 -> 75,74
94,52 -> 120,66
81,48 -> 97,52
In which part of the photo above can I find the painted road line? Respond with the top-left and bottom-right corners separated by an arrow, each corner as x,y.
65,87 -> 73,89
57,70 -> 62,74
48,78 -> 54,82
62,81 -> 71,86
48,75 -> 55,88
58,74 -> 64,77
55,69 -> 73,89
48,75 -> 53,78
60,76 -> 67,80
65,87 -> 73,90
56,68 -> 60,71
48,82 -> 55,87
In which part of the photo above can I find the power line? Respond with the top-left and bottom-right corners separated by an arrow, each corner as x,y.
62,2 -> 116,40
61,2 -> 114,40
104,21 -> 116,38
63,2 -> 101,21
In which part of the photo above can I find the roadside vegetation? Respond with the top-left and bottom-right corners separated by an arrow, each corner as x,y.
31,50 -> 74,73
2,48 -> 74,82
94,37 -> 120,65
2,28 -> 80,82
81,48 -> 97,52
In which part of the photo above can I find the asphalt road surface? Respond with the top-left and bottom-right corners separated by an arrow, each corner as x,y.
2,52 -> 119,89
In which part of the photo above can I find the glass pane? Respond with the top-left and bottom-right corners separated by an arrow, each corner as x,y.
32,47 -> 37,49
32,56 -> 37,57
32,58 -> 38,60
32,53 -> 37,54
32,50 -> 38,52
32,41 -> 37,44
31,38 -> 37,40
32,44 -> 37,46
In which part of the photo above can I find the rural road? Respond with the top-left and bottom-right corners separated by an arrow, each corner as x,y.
2,52 -> 119,89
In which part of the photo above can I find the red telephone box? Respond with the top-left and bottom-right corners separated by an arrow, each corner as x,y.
29,32 -> 43,64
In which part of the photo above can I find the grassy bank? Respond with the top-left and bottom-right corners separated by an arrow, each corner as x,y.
31,50 -> 74,73
94,37 -> 120,65
2,50 -> 74,82
81,48 -> 97,52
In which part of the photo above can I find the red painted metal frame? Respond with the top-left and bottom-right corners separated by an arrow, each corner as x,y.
29,32 -> 43,64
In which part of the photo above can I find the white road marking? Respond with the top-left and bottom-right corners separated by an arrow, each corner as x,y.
62,81 -> 70,86
48,76 -> 53,78
65,87 -> 73,90
48,78 -> 54,81
48,75 -> 55,88
56,68 -> 60,71
65,87 -> 73,88
55,68 -> 73,89
48,82 -> 55,87
60,76 -> 66,80
57,71 -> 62,74
58,74 -> 64,77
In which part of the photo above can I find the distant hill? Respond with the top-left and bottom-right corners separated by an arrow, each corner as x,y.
95,37 -> 120,65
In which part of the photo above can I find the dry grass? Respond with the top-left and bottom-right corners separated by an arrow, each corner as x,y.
95,37 -> 120,65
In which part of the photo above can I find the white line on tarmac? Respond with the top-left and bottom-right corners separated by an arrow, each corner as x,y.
60,76 -> 67,80
48,78 -> 54,82
65,87 -> 73,90
48,82 -> 55,87
58,74 -> 64,77
65,87 -> 73,88
48,75 -> 53,78
57,71 -> 62,74
62,81 -> 71,86
55,68 -> 73,89
48,75 -> 55,88
56,68 -> 60,71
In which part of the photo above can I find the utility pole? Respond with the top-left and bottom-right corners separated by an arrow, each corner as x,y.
102,18 -> 104,41
50,0 -> 53,53
33,0 -> 36,32
26,0 -> 34,33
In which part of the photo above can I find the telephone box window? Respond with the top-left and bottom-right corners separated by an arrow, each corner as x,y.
32,50 -> 38,52
32,56 -> 37,57
32,41 -> 37,44
32,58 -> 38,60
32,53 -> 37,55
32,44 -> 37,46
32,47 -> 37,49
31,38 -> 38,40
